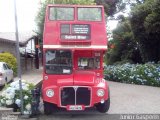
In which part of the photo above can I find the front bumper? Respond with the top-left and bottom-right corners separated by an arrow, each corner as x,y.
42,85 -> 109,109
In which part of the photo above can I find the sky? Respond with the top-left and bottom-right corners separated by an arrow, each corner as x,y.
0,0 -> 39,32
0,0 -> 118,33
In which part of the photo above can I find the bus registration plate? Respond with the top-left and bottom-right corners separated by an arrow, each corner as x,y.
67,105 -> 84,111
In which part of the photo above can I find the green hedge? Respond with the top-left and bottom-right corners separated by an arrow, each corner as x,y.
0,52 -> 17,75
104,63 -> 160,87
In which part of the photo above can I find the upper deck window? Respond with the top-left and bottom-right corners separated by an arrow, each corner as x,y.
78,7 -> 102,21
49,7 -> 74,21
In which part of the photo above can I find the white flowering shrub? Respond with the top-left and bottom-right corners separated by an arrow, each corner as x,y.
104,63 -> 160,87
0,80 -> 34,114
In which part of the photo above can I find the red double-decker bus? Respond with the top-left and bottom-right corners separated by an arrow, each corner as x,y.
42,4 -> 110,114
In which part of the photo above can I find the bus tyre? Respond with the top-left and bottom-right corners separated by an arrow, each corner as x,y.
96,97 -> 110,113
44,101 -> 57,115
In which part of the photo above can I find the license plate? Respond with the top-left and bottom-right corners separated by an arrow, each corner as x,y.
67,105 -> 84,111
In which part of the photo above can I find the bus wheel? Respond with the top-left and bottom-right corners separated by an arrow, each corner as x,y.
44,101 -> 57,115
96,97 -> 110,113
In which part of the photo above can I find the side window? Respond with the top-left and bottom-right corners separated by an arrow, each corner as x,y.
5,64 -> 11,69
3,64 -> 7,70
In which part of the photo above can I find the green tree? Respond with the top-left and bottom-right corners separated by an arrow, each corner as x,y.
106,19 -> 142,64
130,0 -> 160,62
95,0 -> 146,17
95,0 -> 128,16
35,0 -> 95,38
35,0 -> 145,39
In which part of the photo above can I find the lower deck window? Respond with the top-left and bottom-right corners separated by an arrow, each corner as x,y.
78,57 -> 100,70
45,50 -> 72,74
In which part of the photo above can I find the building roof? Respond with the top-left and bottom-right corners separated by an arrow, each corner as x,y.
0,32 -> 36,46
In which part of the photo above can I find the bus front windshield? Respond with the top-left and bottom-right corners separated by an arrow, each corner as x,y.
45,50 -> 72,74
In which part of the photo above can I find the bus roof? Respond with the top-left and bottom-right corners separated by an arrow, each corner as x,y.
47,4 -> 104,8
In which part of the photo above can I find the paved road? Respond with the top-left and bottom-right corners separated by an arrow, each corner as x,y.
108,81 -> 160,114
1,81 -> 160,120
38,81 -> 160,114
15,67 -> 43,85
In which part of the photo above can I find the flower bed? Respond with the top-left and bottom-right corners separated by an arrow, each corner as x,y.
0,80 -> 34,114
104,63 -> 160,87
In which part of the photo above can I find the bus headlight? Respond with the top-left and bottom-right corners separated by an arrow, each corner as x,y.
46,89 -> 54,97
97,89 -> 105,97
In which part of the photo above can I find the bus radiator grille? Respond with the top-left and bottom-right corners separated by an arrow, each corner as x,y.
61,87 -> 91,106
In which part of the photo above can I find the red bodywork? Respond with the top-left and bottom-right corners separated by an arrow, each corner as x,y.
42,4 -> 109,110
